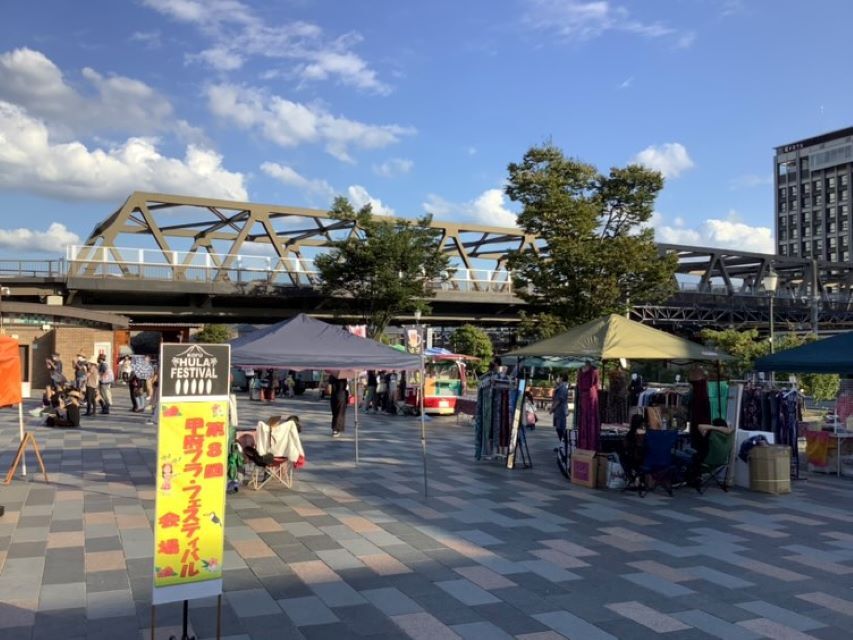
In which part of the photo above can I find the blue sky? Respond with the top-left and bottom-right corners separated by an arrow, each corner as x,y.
0,0 -> 851,257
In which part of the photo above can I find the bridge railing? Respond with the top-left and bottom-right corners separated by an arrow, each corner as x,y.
65,246 -> 514,295
0,259 -> 65,278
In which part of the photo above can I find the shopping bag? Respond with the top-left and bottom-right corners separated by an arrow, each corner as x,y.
606,454 -> 626,490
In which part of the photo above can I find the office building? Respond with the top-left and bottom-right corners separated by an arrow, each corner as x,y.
775,127 -> 852,262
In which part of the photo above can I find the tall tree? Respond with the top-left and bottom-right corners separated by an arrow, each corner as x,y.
194,324 -> 232,343
449,324 -> 493,374
315,197 -> 452,339
506,143 -> 677,325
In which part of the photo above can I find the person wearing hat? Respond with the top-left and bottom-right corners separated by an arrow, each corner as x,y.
97,353 -> 114,415
84,360 -> 100,416
46,389 -> 81,428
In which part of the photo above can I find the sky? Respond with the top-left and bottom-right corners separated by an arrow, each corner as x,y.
1,0 -> 852,259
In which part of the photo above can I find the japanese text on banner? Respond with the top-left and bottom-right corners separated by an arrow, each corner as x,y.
154,401 -> 228,588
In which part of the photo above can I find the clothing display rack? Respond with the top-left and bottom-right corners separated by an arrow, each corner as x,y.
474,374 -> 513,461
738,380 -> 802,480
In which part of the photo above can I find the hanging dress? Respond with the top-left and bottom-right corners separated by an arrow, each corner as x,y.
577,366 -> 601,451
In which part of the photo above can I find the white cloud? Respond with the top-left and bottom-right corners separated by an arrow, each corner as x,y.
142,0 -> 389,94
467,146 -> 477,156
0,222 -> 80,253
423,189 -> 518,228
654,210 -> 774,253
347,185 -> 394,216
130,31 -> 162,48
0,48 -> 199,141
524,0 -> 692,47
260,161 -> 334,200
729,173 -> 772,189
206,83 -> 414,162
618,76 -> 633,89
632,142 -> 695,179
0,100 -> 247,201
373,158 -> 413,178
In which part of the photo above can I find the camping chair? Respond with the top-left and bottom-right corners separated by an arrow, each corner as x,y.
697,431 -> 733,494
242,417 -> 305,490
639,430 -> 679,497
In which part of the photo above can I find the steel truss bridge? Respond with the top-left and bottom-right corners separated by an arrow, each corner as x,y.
1,192 -> 852,331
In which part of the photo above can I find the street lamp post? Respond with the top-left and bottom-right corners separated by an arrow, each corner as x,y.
0,286 -> 10,335
414,309 -> 428,498
762,270 -> 779,385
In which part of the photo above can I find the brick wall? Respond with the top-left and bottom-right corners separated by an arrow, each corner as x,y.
8,326 -> 117,390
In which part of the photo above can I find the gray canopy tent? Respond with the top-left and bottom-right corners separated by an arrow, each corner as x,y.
230,314 -> 428,492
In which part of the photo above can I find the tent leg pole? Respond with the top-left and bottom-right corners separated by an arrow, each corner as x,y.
354,377 -> 359,466
19,402 -> 26,477
420,353 -> 428,499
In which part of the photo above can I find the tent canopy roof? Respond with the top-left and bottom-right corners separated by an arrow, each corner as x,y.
231,314 -> 421,370
754,332 -> 853,374
505,314 -> 729,361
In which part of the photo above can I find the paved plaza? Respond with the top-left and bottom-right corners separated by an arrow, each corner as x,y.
2,395 -> 853,639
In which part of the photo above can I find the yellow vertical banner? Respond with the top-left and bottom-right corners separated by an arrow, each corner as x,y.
152,400 -> 228,604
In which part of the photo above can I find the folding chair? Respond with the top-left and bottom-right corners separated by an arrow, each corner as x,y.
639,430 -> 679,497
697,431 -> 733,494
242,417 -> 304,490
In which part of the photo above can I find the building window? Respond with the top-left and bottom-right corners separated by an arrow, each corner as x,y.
829,237 -> 837,249
816,194 -> 824,206
801,157 -> 809,171
779,187 -> 787,201
827,176 -> 837,190
829,223 -> 837,234
844,250 -> 850,262
814,180 -> 823,192
780,202 -> 788,213
829,192 -> 837,204
791,243 -> 799,255
779,229 -> 787,241
841,174 -> 849,188
840,188 -> 848,202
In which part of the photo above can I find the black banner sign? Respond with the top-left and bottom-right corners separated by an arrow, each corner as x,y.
159,344 -> 231,399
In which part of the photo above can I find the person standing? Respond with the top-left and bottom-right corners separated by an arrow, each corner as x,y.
330,375 -> 349,438
74,354 -> 87,391
84,360 -> 99,416
364,370 -> 377,411
387,371 -> 398,414
550,374 -> 569,441
97,354 -> 114,415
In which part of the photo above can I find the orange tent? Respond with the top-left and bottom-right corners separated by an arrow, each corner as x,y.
0,335 -> 22,408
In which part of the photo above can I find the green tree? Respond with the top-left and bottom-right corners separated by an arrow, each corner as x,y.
315,197 -> 452,339
517,312 -> 566,343
700,328 -> 840,400
449,324 -> 494,374
505,143 -> 677,326
194,324 -> 232,343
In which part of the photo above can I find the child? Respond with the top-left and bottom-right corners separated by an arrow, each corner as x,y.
523,391 -> 537,431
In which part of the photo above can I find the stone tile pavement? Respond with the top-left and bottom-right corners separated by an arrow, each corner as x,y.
2,394 -> 853,638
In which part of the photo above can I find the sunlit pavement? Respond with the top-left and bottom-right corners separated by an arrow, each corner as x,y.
2,394 -> 853,639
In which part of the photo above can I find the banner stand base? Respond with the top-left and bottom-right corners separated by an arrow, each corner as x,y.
151,596 -> 221,640
4,432 -> 48,485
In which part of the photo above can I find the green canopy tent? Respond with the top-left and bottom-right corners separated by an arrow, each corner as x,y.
505,315 -> 731,438
505,314 -> 729,362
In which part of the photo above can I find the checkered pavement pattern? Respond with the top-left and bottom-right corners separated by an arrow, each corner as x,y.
2,393 -> 853,639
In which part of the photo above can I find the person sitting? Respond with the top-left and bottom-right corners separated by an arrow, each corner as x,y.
681,418 -> 733,486
46,389 -> 81,428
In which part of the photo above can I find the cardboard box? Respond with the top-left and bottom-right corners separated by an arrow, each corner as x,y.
571,449 -> 598,489
749,445 -> 791,494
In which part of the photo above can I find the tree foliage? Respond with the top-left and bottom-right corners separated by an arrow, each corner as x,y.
194,324 -> 232,344
449,324 -> 494,374
517,312 -> 566,343
700,328 -> 840,401
315,197 -> 452,339
505,143 -> 677,326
